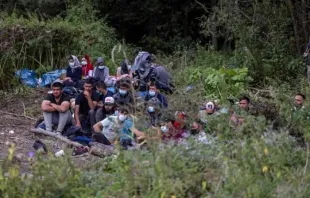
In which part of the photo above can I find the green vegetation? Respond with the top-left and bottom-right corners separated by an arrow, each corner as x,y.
1,0 -> 310,197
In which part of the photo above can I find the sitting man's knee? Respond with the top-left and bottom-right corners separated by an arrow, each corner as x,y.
89,109 -> 96,115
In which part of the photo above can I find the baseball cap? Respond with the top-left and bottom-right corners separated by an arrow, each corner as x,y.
104,97 -> 115,105
206,102 -> 215,110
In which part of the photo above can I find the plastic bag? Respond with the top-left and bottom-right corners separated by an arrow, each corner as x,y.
40,69 -> 66,87
15,69 -> 38,88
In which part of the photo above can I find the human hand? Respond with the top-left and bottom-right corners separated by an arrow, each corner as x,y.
84,91 -> 90,98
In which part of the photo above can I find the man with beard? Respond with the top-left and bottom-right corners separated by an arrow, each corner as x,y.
41,81 -> 72,134
95,97 -> 116,123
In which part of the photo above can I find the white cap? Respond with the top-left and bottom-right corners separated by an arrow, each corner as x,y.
104,97 -> 115,104
206,102 -> 215,110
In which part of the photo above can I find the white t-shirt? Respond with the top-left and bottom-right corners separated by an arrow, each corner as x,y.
100,116 -> 120,142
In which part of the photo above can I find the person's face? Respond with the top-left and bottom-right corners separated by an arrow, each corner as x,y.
68,58 -> 74,64
149,86 -> 158,93
239,99 -> 249,110
52,87 -> 62,98
295,95 -> 304,106
96,87 -> 106,94
120,85 -> 129,91
104,104 -> 114,111
84,83 -> 93,92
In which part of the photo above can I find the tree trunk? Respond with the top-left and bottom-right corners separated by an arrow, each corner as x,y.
287,0 -> 302,54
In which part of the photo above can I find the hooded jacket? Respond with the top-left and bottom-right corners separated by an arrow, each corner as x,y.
66,55 -> 82,82
94,57 -> 109,82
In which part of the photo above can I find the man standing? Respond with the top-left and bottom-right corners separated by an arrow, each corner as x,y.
41,81 -> 72,134
74,79 -> 100,131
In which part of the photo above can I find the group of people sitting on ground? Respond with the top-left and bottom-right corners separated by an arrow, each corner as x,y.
38,51 -> 309,153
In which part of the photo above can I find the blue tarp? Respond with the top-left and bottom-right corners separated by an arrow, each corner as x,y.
39,69 -> 66,87
15,69 -> 37,88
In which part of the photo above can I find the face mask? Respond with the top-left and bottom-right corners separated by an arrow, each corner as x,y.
149,91 -> 156,97
114,110 -> 119,116
98,66 -> 105,69
81,61 -> 87,65
148,106 -> 155,113
128,65 -> 132,70
69,62 -> 74,67
118,114 -> 127,121
119,89 -> 127,96
161,126 -> 169,133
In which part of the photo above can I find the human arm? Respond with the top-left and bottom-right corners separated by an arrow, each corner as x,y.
84,91 -> 97,110
50,101 -> 70,113
41,100 -> 56,112
74,105 -> 81,127
93,121 -> 103,133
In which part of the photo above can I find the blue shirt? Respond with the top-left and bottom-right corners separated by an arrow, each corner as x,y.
145,93 -> 168,108
99,90 -> 114,103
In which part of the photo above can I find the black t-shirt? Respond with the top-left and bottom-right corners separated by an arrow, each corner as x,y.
45,94 -> 70,105
75,91 -> 100,115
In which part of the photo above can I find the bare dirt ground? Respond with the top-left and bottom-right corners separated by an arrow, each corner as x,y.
0,88 -> 100,172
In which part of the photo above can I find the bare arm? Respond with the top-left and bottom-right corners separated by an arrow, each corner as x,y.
51,101 -> 70,113
41,100 -> 56,112
86,96 -> 97,110
131,127 -> 145,138
74,105 -> 81,126
93,121 -> 103,133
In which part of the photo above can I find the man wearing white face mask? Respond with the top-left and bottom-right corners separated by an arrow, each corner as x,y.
93,107 -> 144,149
145,97 -> 162,127
144,83 -> 168,108
93,57 -> 110,83
113,81 -> 134,109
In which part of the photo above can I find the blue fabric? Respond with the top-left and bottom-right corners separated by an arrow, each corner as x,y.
72,136 -> 93,145
107,87 -> 115,94
119,119 -> 134,141
15,69 -> 37,88
138,91 -> 148,98
40,69 -> 65,87
101,90 -> 114,103
66,66 -> 82,82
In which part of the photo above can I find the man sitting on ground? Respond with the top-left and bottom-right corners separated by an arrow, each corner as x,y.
93,107 -> 144,149
41,81 -> 72,134
113,80 -> 135,108
96,81 -> 114,107
95,97 -> 116,123
74,79 -> 100,132
144,83 -> 168,108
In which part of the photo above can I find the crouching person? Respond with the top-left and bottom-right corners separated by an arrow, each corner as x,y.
93,107 -> 144,149
41,81 -> 72,134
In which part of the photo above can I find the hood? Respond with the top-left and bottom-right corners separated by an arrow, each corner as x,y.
96,57 -> 105,66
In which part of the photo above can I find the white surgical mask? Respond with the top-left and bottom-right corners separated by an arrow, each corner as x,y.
81,61 -> 87,65
119,89 -> 127,96
149,91 -> 156,97
128,65 -> 132,70
148,106 -> 155,113
98,66 -> 105,69
118,114 -> 127,121
160,126 -> 169,133
69,62 -> 74,67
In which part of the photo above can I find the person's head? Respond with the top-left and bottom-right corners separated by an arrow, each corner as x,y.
295,93 -> 305,107
52,81 -> 63,98
84,79 -> 94,92
96,57 -> 105,68
239,96 -> 250,110
190,121 -> 202,135
104,97 -> 115,112
68,56 -> 74,67
148,82 -> 158,97
119,82 -> 130,96
96,81 -> 107,94
117,107 -> 130,122
159,113 -> 175,133
146,97 -> 161,114
120,59 -> 131,75
81,57 -> 87,66
206,102 -> 215,114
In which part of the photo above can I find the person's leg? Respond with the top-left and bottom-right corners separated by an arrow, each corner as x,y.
95,108 -> 104,123
92,133 -> 111,145
89,109 -> 96,130
43,112 -> 53,132
57,110 -> 72,133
